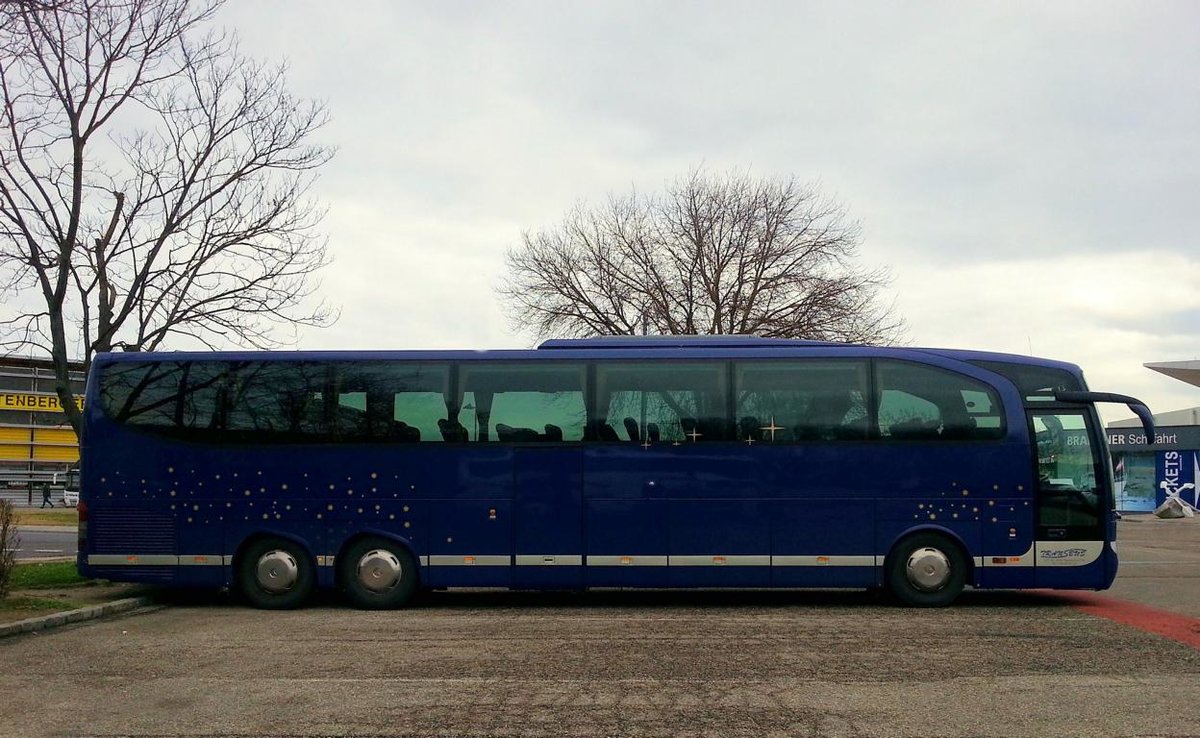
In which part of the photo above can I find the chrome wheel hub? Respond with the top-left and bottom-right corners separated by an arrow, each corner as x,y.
906,547 -> 951,592
357,549 -> 402,593
255,550 -> 299,593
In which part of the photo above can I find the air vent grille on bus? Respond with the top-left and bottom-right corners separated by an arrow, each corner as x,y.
90,509 -> 176,554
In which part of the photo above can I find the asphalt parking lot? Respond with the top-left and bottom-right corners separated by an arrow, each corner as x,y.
1,518 -> 1198,738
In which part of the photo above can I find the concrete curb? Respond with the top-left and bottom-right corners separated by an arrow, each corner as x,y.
0,595 -> 158,639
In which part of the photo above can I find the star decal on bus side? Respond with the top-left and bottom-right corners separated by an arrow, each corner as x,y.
759,416 -> 783,441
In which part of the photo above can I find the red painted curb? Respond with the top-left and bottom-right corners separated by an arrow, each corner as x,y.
1056,592 -> 1200,650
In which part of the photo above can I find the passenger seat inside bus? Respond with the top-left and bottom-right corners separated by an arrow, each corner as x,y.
391,421 -> 421,442
623,417 -> 640,442
496,423 -> 540,442
437,418 -> 469,442
796,392 -> 852,441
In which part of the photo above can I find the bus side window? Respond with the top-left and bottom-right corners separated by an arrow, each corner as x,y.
100,362 -> 185,428
876,361 -> 1005,441
734,361 -> 869,442
459,364 -> 587,443
178,362 -> 236,435
222,362 -> 329,442
335,362 -> 450,443
596,363 -> 730,442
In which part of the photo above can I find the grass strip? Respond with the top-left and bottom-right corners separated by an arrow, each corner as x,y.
0,595 -> 72,612
13,508 -> 78,527
9,561 -> 86,589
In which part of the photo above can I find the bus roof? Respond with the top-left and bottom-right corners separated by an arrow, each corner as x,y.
89,338 -> 1083,376
538,336 -> 844,349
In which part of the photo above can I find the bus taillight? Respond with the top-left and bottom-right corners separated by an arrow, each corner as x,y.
77,499 -> 88,551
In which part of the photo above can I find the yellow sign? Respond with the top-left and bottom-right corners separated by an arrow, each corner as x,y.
0,392 -> 84,414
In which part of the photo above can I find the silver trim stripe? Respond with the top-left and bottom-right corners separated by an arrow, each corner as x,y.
178,555 -> 225,567
427,555 -> 511,567
587,555 -> 669,567
670,555 -> 771,567
88,555 -> 185,566
515,555 -> 583,566
90,542 -> 1110,570
772,555 -> 875,567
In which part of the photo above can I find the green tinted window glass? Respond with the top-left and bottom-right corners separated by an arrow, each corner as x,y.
335,362 -> 449,442
1032,412 -> 1100,528
459,364 -> 586,442
877,362 -> 1005,441
735,361 -> 868,442
596,363 -> 729,442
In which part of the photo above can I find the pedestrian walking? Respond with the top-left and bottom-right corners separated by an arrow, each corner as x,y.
40,483 -> 53,508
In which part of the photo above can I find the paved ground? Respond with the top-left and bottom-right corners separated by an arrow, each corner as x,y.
0,518 -> 1197,738
1107,514 -> 1200,617
5,525 -> 77,561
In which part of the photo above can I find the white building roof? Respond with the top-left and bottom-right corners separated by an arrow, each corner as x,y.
1108,406 -> 1200,429
1145,360 -> 1200,389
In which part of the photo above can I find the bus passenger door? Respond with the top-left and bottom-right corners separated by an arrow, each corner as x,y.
1029,410 -> 1109,589
512,448 -> 584,589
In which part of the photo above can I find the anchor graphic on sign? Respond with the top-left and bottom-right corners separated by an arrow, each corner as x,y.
1158,480 -> 1198,511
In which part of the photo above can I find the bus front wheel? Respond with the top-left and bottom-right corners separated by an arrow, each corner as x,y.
237,537 -> 315,610
886,533 -> 967,607
339,537 -> 418,610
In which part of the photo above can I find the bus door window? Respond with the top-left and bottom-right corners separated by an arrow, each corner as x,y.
1030,412 -> 1102,535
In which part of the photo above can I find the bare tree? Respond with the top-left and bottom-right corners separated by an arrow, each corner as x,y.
0,500 -> 16,599
500,169 -> 904,344
0,0 -> 335,432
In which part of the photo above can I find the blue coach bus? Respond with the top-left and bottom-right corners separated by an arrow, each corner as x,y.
77,336 -> 1154,608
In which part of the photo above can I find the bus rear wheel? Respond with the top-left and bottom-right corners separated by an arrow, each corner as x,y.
886,533 -> 967,607
237,537 -> 315,610
339,537 -> 418,610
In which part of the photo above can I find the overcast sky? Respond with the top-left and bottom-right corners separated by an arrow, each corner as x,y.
218,2 -> 1199,422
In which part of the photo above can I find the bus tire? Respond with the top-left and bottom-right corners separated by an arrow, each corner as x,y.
339,537 -> 418,610
886,533 -> 966,607
237,537 -> 315,610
